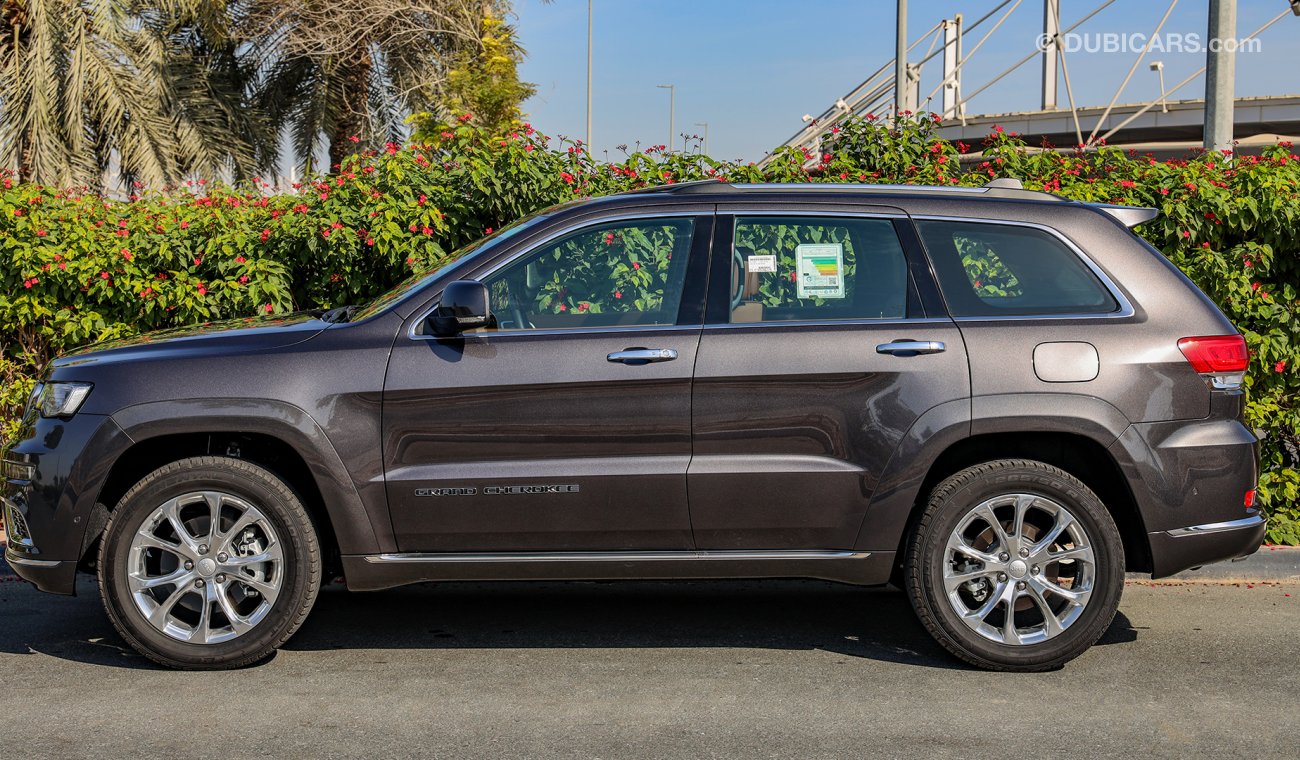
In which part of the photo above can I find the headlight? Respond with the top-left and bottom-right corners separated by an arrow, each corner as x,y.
38,382 -> 94,418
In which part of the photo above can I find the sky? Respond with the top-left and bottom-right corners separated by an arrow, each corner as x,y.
513,0 -> 1300,162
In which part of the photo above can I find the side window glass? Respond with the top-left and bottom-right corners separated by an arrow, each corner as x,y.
915,220 -> 1118,317
480,218 -> 694,330
729,216 -> 908,323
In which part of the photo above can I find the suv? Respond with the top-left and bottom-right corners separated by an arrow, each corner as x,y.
3,180 -> 1264,671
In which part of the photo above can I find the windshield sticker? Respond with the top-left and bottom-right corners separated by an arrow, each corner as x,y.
795,244 -> 845,299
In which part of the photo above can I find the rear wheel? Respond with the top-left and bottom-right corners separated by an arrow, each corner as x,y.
98,456 -> 321,669
904,459 -> 1124,671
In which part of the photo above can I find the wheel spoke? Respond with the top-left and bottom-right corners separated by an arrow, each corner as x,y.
1029,512 -> 1075,557
1032,575 -> 1089,605
134,533 -> 187,557
999,583 -> 1023,645
187,586 -> 215,643
973,502 -> 1011,552
215,583 -> 254,636
1025,583 -> 1065,639
198,491 -> 223,547
947,530 -> 1000,566
217,510 -> 259,548
1046,545 -> 1093,564
129,567 -> 193,592
234,574 -> 280,603
226,540 -> 283,569
944,567 -> 992,592
163,498 -> 202,554
147,583 -> 191,627
1011,494 -> 1035,547
960,579 -> 1007,624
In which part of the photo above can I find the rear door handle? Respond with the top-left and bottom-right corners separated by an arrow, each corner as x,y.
876,340 -> 946,356
607,348 -> 679,364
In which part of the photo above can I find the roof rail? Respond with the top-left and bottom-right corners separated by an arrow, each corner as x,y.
610,177 -> 1066,202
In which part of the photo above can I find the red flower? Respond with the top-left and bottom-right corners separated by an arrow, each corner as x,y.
196,284 -> 207,296
631,261 -> 640,270
418,195 -> 427,205
422,226 -> 433,235
577,302 -> 590,312
485,227 -> 494,235
236,256 -> 247,263
121,249 -> 132,260
35,229 -> 47,237
348,135 -> 360,143
239,276 -> 249,284
193,257 -> 202,266
1276,360 -> 1287,373
322,229 -> 331,238
557,304 -> 568,312
974,280 -> 983,288
264,303 -> 274,313
614,291 -> 623,299
365,238 -> 375,246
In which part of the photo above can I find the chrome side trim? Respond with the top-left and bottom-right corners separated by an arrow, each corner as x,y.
364,549 -> 871,564
4,551 -> 59,568
1165,514 -> 1266,538
908,214 -> 1137,322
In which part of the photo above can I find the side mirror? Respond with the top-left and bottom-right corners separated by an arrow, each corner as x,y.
429,280 -> 492,336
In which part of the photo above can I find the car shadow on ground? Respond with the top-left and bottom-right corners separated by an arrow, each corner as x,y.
0,570 -> 1137,671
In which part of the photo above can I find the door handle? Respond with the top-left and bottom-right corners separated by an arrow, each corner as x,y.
607,348 -> 679,364
876,340 -> 946,356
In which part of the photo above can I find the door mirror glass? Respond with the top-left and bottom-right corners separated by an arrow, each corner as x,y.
430,280 -> 492,335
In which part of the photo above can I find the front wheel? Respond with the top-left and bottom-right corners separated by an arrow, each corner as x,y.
904,459 -> 1124,671
98,456 -> 321,669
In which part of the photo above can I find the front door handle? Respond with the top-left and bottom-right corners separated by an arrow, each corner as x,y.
607,348 -> 679,364
876,340 -> 946,356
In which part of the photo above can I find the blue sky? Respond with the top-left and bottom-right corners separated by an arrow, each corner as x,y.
513,0 -> 1299,162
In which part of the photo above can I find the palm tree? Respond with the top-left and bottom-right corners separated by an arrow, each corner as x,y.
243,0 -> 488,172
0,0 -> 260,189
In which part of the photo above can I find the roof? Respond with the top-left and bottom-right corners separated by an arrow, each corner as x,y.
607,178 -> 1157,227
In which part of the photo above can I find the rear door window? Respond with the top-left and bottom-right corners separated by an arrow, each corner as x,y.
914,220 -> 1119,317
728,216 -> 909,323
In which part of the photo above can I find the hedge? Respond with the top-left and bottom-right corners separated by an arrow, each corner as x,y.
3,114 -> 1299,542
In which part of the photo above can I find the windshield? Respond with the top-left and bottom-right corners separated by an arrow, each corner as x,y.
351,211 -> 553,321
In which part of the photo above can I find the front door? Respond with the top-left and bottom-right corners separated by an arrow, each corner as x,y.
383,213 -> 711,552
688,209 -> 969,550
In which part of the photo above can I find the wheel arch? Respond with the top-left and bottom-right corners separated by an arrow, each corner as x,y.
88,399 -> 385,571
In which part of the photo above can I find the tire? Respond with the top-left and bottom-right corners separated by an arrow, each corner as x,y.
98,456 -> 322,669
904,459 -> 1124,671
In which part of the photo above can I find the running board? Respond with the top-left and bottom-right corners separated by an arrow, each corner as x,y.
342,549 -> 890,591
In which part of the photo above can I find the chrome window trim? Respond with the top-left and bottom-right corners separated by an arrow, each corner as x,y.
1165,514 -> 1265,538
703,317 -> 952,331
408,210 -> 705,341
908,214 -> 1137,322
365,549 -> 870,564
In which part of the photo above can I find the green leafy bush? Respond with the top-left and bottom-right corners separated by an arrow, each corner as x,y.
3,114 -> 1298,542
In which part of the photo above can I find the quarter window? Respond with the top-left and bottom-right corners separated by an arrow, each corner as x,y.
479,218 -> 694,330
728,216 -> 909,323
915,220 -> 1119,317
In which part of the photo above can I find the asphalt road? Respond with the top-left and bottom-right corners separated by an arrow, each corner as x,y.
1,570 -> 1296,759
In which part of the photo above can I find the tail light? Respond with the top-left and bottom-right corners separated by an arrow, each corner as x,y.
1178,335 -> 1248,389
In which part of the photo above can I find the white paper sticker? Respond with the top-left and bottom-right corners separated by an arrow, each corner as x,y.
746,254 -> 777,273
795,243 -> 845,299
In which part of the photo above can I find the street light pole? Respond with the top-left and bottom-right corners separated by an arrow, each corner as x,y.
586,0 -> 593,151
1204,0 -> 1237,156
1149,60 -> 1167,113
656,84 -> 675,152
695,122 -> 709,155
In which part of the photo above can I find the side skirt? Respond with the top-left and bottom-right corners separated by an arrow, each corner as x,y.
341,549 -> 896,591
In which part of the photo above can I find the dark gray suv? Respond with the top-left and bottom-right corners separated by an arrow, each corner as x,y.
3,179 -> 1264,671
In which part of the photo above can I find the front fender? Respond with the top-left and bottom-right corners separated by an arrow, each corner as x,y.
109,398 -> 385,556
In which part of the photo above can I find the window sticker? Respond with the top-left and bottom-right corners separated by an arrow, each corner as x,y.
746,254 -> 777,273
795,243 -> 845,299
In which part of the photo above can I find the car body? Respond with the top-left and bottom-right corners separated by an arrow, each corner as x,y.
3,179 -> 1265,670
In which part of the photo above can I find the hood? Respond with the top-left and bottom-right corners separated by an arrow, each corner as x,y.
53,311 -> 330,370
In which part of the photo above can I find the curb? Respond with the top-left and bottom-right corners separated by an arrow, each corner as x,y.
1127,545 -> 1300,582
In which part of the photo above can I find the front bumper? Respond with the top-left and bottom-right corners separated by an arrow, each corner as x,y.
1147,511 -> 1268,578
3,412 -> 130,595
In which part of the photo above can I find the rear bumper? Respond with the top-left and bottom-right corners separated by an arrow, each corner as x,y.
1147,511 -> 1267,578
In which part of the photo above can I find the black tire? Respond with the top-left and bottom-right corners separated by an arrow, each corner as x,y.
98,456 -> 321,669
904,459 -> 1124,671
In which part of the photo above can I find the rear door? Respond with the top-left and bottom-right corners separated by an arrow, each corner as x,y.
688,205 -> 969,550
383,210 -> 712,552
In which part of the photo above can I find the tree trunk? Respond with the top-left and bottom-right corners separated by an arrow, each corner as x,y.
327,50 -> 373,172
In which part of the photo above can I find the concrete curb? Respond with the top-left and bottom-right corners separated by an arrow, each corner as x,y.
1128,545 -> 1300,582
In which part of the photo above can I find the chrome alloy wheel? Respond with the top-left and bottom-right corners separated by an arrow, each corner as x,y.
127,491 -> 284,644
942,493 -> 1096,646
